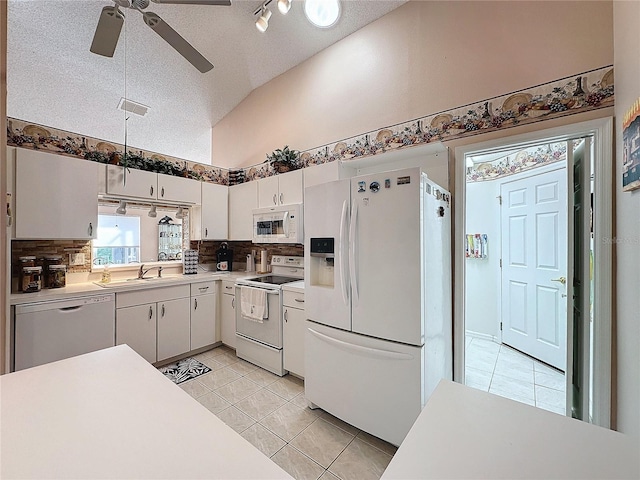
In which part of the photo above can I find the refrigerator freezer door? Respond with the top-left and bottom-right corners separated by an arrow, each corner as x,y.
304,180 -> 351,331
350,168 -> 424,346
305,321 -> 423,446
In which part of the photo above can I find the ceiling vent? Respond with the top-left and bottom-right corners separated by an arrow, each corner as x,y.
118,97 -> 149,117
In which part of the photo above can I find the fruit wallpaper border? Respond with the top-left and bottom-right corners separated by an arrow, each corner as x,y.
7,65 -> 613,186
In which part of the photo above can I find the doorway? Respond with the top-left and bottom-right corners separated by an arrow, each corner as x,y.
454,118 -> 613,428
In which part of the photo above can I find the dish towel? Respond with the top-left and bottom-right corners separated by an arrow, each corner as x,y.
240,286 -> 268,323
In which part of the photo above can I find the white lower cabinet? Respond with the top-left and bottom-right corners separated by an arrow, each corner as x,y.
220,280 -> 236,348
116,303 -> 158,363
283,289 -> 305,377
190,282 -> 217,350
156,297 -> 191,362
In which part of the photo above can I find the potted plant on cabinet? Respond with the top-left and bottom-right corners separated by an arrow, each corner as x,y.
265,145 -> 301,173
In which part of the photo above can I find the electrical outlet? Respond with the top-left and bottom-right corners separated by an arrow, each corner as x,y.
69,253 -> 85,266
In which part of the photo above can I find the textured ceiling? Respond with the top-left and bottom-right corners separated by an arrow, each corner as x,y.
7,0 -> 407,164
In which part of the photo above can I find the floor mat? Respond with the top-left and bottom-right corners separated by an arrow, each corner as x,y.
159,358 -> 211,384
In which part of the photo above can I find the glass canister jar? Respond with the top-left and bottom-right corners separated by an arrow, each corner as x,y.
21,266 -> 42,293
17,256 -> 36,292
48,264 -> 66,288
42,255 -> 63,288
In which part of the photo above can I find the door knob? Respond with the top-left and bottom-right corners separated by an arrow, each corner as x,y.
551,276 -> 567,285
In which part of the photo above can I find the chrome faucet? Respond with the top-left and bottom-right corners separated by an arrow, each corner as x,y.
138,265 -> 163,279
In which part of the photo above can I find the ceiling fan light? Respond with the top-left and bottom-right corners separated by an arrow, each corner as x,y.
277,0 -> 291,15
256,7 -> 271,32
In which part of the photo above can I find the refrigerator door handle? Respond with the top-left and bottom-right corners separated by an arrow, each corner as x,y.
339,200 -> 349,306
308,328 -> 414,361
349,200 -> 359,306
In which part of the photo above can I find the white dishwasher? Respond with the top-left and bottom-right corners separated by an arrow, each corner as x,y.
14,294 -> 115,371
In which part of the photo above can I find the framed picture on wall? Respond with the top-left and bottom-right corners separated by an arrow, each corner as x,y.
622,98 -> 640,192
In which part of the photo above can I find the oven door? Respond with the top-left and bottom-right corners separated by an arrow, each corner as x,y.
235,285 -> 283,348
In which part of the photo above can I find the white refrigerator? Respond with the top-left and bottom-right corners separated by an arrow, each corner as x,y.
304,167 -> 452,446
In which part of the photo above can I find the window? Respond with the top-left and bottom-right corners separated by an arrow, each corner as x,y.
93,215 -> 141,265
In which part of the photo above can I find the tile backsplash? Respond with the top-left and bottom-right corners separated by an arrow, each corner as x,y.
190,241 -> 304,270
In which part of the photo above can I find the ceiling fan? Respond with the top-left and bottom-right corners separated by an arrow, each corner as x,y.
90,0 -> 231,73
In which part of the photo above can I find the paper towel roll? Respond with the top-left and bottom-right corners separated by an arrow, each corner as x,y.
260,250 -> 268,273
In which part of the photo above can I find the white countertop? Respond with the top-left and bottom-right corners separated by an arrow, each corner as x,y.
9,271 -> 256,305
382,380 -> 639,479
282,280 -> 304,293
0,345 -> 292,479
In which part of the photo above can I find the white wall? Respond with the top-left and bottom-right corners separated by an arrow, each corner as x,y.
212,1 -> 613,168
613,1 -> 640,438
465,179 -> 500,339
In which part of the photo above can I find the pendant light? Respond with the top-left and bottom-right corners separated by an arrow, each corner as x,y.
115,200 -> 127,215
148,204 -> 157,218
175,206 -> 185,219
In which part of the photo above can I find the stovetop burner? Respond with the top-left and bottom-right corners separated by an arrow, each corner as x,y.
243,275 -> 299,285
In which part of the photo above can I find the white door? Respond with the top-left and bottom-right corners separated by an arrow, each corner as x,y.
201,182 -> 228,240
257,175 -> 279,208
220,292 -> 236,348
229,182 -> 257,240
277,169 -> 303,205
501,167 -> 567,370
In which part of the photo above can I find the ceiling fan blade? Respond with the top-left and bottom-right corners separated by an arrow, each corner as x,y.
90,6 -> 125,58
142,11 -> 214,73
150,0 -> 231,5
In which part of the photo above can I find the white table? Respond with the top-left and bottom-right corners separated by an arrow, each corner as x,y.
0,345 -> 292,479
383,380 -> 639,479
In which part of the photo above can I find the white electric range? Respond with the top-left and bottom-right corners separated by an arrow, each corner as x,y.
235,255 -> 304,376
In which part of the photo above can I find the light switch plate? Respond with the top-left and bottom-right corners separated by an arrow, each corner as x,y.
69,253 -> 85,266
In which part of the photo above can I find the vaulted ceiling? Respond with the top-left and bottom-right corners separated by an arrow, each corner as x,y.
7,0 -> 407,164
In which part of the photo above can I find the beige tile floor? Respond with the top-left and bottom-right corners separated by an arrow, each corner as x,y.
464,336 -> 567,415
164,345 -> 397,480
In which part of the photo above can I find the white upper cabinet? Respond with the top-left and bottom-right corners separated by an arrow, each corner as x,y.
106,165 -> 157,200
192,182 -> 228,240
15,149 -> 98,240
157,174 -> 201,205
303,161 -> 354,189
257,170 -> 303,208
229,181 -> 257,240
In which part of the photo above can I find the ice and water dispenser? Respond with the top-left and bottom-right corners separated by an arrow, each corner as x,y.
309,238 -> 335,288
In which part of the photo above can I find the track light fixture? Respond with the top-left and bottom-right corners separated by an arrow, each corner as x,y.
148,205 -> 157,218
115,200 -> 127,215
175,206 -> 185,219
277,0 -> 291,15
255,4 -> 272,33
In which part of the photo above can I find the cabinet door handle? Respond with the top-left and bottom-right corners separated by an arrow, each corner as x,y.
161,304 -> 165,317
205,228 -> 208,238
88,222 -> 93,236
194,298 -> 198,310
225,286 -> 233,290
284,309 -> 288,322
231,298 -> 235,309
148,306 -> 153,320
161,187 -> 165,198
273,193 -> 277,205
199,286 -> 209,292
279,193 -> 283,204
294,298 -> 304,303
150,185 -> 154,196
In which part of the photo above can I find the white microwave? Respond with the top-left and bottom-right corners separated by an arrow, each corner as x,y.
252,203 -> 303,244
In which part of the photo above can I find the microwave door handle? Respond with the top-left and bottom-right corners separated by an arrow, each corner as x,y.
349,200 -> 359,306
283,211 -> 290,237
339,200 -> 349,306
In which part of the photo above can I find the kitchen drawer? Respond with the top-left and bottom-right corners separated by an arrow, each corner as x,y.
116,285 -> 190,309
283,290 -> 305,308
191,281 -> 216,296
221,280 -> 236,294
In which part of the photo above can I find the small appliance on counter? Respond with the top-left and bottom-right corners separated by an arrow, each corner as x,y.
183,249 -> 198,275
216,242 -> 233,272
